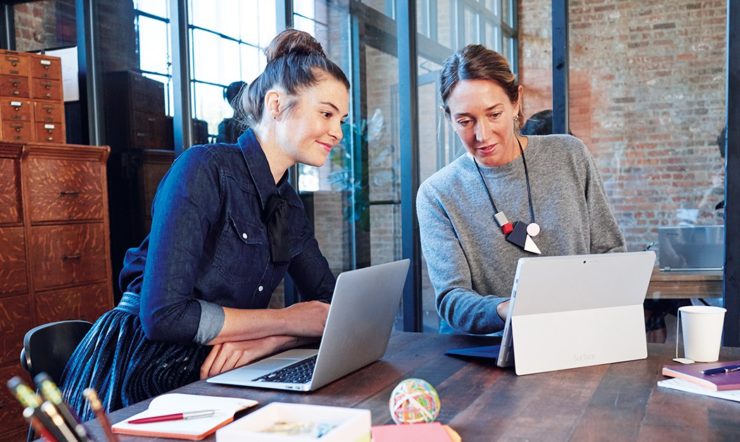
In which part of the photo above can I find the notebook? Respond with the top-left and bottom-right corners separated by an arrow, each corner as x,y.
371,423 -> 459,442
207,259 -> 410,391
662,360 -> 740,391
111,393 -> 257,440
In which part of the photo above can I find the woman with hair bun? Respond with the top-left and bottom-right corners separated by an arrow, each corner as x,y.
61,29 -> 350,421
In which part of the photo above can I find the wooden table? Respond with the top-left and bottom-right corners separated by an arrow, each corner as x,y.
646,269 -> 723,299
82,332 -> 740,441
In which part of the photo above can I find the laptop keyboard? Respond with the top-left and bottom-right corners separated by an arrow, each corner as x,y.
253,355 -> 317,384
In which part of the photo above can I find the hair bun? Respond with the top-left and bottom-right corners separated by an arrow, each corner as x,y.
265,29 -> 325,63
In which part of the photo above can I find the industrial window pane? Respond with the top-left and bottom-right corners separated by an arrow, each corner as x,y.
239,44 -> 263,85
138,16 -> 170,75
192,82 -> 231,136
191,29 -> 240,85
134,0 -> 168,17
189,0 -> 241,40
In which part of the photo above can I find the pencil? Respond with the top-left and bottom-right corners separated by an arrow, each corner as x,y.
35,373 -> 90,442
7,377 -> 66,442
42,402 -> 81,442
82,388 -> 119,442
23,407 -> 58,442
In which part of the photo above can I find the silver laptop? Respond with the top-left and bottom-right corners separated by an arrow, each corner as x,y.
497,251 -> 655,375
207,259 -> 410,391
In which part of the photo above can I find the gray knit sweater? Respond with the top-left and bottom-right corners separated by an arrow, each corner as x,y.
417,135 -> 626,334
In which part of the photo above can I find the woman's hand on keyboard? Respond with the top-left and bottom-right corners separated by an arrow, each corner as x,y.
200,335 -> 292,379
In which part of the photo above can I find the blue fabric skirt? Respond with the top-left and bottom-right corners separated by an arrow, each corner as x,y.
60,292 -> 210,422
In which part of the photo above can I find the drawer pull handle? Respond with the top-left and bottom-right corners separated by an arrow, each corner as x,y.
60,191 -> 80,196
63,254 -> 81,260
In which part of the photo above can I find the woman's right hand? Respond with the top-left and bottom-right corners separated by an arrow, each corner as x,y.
281,300 -> 330,337
200,335 -> 288,379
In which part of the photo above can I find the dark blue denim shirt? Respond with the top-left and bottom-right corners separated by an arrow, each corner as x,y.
118,129 -> 336,344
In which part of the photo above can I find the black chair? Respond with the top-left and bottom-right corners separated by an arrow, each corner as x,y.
19,320 -> 92,441
20,319 -> 92,383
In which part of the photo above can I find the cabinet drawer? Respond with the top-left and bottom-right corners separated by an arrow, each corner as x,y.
1,121 -> 33,142
131,111 -> 167,148
34,122 -> 66,143
26,157 -> 104,222
34,101 -> 64,123
0,294 -> 34,364
0,99 -> 32,122
130,75 -> 165,113
0,75 -> 29,98
0,227 -> 26,295
30,78 -> 62,101
30,54 -> 62,80
0,157 -> 21,224
0,52 -> 29,76
35,282 -> 111,324
29,223 -> 107,290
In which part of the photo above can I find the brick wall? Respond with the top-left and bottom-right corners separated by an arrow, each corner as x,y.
519,0 -> 726,252
14,1 -> 60,52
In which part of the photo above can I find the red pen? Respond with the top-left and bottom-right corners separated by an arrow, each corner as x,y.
128,409 -> 216,424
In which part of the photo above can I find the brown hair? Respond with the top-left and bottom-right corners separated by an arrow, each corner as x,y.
439,44 -> 523,124
244,29 -> 350,125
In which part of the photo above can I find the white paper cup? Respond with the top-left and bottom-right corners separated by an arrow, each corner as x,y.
679,306 -> 726,362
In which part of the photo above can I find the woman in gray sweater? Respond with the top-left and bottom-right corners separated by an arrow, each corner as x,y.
417,44 -> 625,335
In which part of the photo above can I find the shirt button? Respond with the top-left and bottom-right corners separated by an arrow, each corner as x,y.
242,233 -> 248,240
258,286 -> 264,292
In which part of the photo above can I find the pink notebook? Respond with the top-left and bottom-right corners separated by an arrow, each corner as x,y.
662,360 -> 740,391
371,422 -> 456,442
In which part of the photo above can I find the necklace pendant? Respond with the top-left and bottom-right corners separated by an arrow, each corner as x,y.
527,222 -> 541,237
506,221 -> 542,255
493,211 -> 513,234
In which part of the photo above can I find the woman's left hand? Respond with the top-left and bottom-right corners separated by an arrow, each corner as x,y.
200,335 -> 295,379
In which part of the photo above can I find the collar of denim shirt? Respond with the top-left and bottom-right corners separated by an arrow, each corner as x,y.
237,128 -> 291,212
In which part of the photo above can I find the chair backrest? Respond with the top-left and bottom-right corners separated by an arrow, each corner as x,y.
20,320 -> 92,383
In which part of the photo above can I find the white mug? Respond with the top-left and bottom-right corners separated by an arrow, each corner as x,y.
676,306 -> 726,363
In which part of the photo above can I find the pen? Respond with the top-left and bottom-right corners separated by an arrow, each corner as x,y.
83,388 -> 119,442
702,364 -> 740,376
128,409 -> 216,424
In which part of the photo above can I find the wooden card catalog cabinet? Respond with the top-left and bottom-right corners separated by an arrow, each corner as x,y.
0,142 -> 113,432
0,50 -> 65,143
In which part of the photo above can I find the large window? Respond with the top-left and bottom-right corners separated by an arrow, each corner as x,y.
134,0 -> 277,138
188,0 -> 276,139
134,0 -> 173,114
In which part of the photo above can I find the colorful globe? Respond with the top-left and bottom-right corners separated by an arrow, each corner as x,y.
388,378 -> 441,424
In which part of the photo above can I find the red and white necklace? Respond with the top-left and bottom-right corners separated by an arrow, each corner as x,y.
473,137 -> 541,254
